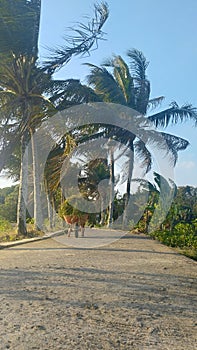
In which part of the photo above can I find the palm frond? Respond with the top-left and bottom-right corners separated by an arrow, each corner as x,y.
0,128 -> 22,173
44,79 -> 80,94
148,101 -> 197,127
43,2 -> 109,73
101,57 -> 115,67
119,159 -> 131,185
134,139 -> 152,174
134,78 -> 150,115
112,56 -> 135,107
152,172 -> 176,199
126,48 -> 150,114
0,0 -> 41,59
127,48 -> 149,80
161,132 -> 189,165
85,63 -> 126,104
148,96 -> 165,110
49,79 -> 101,109
131,177 -> 158,193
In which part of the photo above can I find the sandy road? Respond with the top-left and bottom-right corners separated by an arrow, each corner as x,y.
0,230 -> 196,350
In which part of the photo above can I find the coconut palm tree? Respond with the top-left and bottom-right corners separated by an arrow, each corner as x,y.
0,1 -> 109,234
78,157 -> 110,224
0,54 -> 57,233
85,49 -> 197,226
0,0 -> 109,173
132,172 -> 177,233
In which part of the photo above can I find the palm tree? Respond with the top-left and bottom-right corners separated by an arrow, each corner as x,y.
78,157 -> 110,225
85,49 -> 197,226
107,141 -> 115,227
0,1 -> 109,234
0,54 -> 57,233
0,0 -> 41,60
133,172 -> 176,233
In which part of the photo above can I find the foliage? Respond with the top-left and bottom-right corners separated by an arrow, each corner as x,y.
161,186 -> 197,230
0,218 -> 12,232
78,158 -> 110,200
150,222 -> 197,250
0,1 -> 196,243
134,182 -> 197,259
0,0 -> 41,60
59,196 -> 89,219
0,185 -> 18,222
0,1 -> 109,235
86,50 -> 193,166
84,49 -> 196,227
43,2 -> 109,73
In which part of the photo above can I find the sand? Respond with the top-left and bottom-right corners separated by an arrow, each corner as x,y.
0,230 -> 196,349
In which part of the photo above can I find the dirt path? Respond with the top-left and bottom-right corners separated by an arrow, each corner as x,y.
0,230 -> 196,350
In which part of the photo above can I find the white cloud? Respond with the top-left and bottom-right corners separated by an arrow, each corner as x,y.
177,161 -> 196,170
174,160 -> 197,186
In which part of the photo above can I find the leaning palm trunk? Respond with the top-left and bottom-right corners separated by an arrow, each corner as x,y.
16,133 -> 28,236
30,129 -> 43,231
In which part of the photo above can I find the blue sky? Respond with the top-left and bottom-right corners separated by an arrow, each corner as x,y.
1,0 -> 196,187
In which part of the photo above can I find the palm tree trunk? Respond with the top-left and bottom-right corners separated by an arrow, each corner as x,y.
100,195 -> 105,225
45,179 -> 53,230
99,186 -> 106,225
61,189 -> 66,228
30,129 -> 43,231
16,133 -> 28,236
51,195 -> 57,228
107,147 -> 115,228
47,194 -> 54,230
122,143 -> 134,228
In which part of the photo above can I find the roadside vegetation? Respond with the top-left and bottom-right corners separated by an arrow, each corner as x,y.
133,184 -> 197,260
0,183 -> 196,261
0,1 -> 196,260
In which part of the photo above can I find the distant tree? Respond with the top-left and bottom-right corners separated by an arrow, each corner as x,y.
78,157 -> 110,224
162,186 -> 197,231
0,185 -> 18,222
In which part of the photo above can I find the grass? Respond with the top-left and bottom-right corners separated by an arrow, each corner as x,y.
0,220 -> 44,243
148,229 -> 197,261
178,248 -> 197,261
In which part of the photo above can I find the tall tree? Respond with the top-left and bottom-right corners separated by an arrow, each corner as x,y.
0,54 -> 56,233
0,1 -> 109,234
78,157 -> 110,224
85,49 -> 197,226
0,0 -> 41,59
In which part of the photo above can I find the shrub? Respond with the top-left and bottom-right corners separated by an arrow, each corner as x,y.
150,222 -> 197,250
0,218 -> 12,232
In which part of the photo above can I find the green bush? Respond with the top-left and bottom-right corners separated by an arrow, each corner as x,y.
0,218 -> 12,232
150,222 -> 197,250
